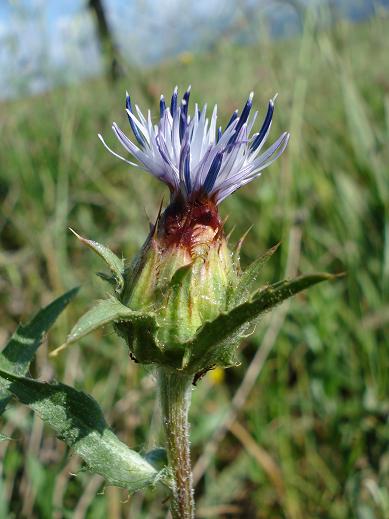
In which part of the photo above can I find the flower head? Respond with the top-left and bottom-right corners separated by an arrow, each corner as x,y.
99,86 -> 289,206
63,86 -> 332,375
96,87 -> 291,356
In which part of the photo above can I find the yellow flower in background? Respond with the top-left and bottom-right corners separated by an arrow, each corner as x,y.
179,52 -> 194,65
209,366 -> 225,385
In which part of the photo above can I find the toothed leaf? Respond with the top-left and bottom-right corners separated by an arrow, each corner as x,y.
0,288 -> 79,414
64,298 -> 167,365
71,230 -> 124,294
66,298 -> 155,345
185,273 -> 335,372
0,369 -> 165,491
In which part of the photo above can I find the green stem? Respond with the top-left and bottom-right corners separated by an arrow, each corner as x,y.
158,367 -> 195,519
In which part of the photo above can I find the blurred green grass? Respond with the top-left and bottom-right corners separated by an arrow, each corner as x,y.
0,12 -> 388,519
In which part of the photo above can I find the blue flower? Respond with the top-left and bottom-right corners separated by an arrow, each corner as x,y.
99,86 -> 289,204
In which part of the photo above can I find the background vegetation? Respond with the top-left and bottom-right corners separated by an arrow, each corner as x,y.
0,7 -> 388,519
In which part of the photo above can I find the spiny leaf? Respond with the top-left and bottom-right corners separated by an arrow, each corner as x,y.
0,433 -> 12,441
0,368 -> 165,492
229,243 -> 280,307
0,288 -> 79,414
185,273 -> 336,372
67,298 -> 155,344
51,298 -> 159,357
70,228 -> 124,294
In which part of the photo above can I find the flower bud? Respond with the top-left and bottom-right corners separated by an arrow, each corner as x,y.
119,194 -> 237,355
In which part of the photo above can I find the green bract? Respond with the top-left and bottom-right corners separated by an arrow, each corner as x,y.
121,234 -> 235,345
66,219 -> 335,379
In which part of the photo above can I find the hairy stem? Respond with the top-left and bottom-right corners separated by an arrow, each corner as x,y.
158,368 -> 194,519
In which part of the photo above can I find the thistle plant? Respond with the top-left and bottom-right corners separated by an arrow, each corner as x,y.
0,86 -> 337,518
